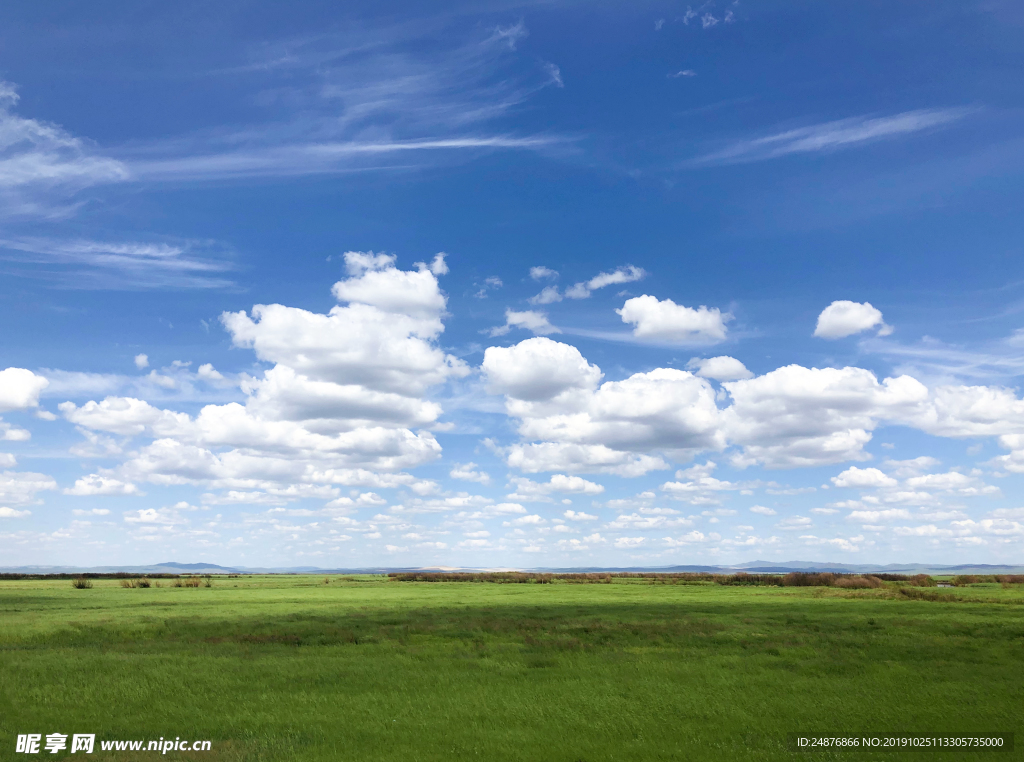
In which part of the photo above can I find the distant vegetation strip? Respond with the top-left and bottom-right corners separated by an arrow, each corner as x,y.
387,571 -> 1024,587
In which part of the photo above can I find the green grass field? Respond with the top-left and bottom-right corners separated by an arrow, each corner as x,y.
1,575 -> 1021,761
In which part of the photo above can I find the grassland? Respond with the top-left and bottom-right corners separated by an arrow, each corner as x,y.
0,575 -> 1021,761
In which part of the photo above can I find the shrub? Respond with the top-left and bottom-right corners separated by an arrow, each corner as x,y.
834,576 -> 882,589
910,574 -> 936,587
71,577 -> 92,589
137,577 -> 151,588
120,579 -> 136,588
952,575 -> 981,586
898,587 -> 943,601
203,575 -> 212,588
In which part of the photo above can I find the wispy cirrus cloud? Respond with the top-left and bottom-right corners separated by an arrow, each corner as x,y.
121,21 -> 567,181
694,108 -> 973,165
0,236 -> 234,289
129,136 -> 558,181
1,20 -> 566,209
0,82 -> 128,217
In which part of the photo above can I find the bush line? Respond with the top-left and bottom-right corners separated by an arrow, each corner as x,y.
386,571 -> 954,587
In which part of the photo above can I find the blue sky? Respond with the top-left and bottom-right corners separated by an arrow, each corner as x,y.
2,0 -> 1024,568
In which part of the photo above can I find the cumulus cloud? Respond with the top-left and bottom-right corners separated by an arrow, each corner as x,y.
0,470 -> 57,504
749,505 -> 776,515
722,365 -> 928,468
0,368 -> 48,412
831,466 -> 898,489
507,474 -> 604,501
64,474 -> 140,496
530,266 -> 558,281
687,356 -> 752,381
223,252 -> 466,395
489,309 -> 559,337
614,537 -> 645,548
565,266 -> 645,300
483,336 -> 1024,479
660,461 -> 744,504
134,354 -> 149,369
847,508 -> 912,523
449,462 -> 491,485
563,509 -> 597,521
528,286 -> 562,305
663,531 -> 709,546
493,359 -> 724,474
483,337 -> 602,402
59,256 -> 464,496
617,295 -> 730,344
0,506 -> 31,518
814,301 -> 893,339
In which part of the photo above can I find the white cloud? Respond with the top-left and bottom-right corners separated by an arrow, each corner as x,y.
484,337 -> 1024,480
134,354 -> 149,369
483,337 -> 602,401
528,286 -> 562,305
509,514 -> 544,525
0,506 -> 30,518
905,471 -> 973,490
489,309 -> 560,337
0,368 -> 48,412
0,237 -> 234,289
0,81 -> 128,216
814,301 -> 892,340
64,474 -> 140,496
749,505 -> 776,516
123,25 -> 563,183
687,356 -> 752,381
697,108 -> 970,165
882,456 -> 940,478
530,266 -> 558,281
831,466 -> 898,488
565,266 -> 645,299
798,534 -> 864,552
0,470 -> 57,505
776,515 -> 813,530
563,509 -> 597,521
61,257 -> 464,494
660,461 -> 743,503
617,295 -> 730,344
449,462 -> 491,485
507,474 -> 604,501
668,70 -> 697,78
197,363 -> 224,382
847,508 -> 912,523
614,537 -> 645,548
223,252 -> 467,395
722,365 -> 928,468
663,531 -> 708,546
608,512 -> 692,530
426,252 -> 448,276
